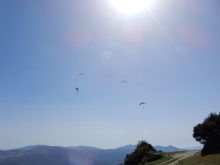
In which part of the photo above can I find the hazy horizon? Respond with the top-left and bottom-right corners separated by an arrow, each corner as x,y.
1,143 -> 202,151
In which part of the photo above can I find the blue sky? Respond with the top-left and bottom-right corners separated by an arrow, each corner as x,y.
0,0 -> 220,150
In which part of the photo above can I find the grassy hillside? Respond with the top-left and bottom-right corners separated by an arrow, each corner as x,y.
176,152 -> 220,165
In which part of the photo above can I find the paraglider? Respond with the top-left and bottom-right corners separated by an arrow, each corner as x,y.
121,80 -> 128,87
79,73 -> 85,79
75,88 -> 79,95
139,102 -> 146,108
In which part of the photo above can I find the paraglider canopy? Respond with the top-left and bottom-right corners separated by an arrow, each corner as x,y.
121,80 -> 128,83
139,102 -> 146,108
121,80 -> 128,87
139,102 -> 146,106
79,73 -> 85,79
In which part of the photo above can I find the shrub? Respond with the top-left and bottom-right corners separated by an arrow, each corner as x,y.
123,140 -> 163,165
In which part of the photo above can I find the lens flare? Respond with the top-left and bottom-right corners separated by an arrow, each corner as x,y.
110,0 -> 153,14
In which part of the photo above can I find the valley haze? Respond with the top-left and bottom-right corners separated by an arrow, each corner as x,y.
0,144 -> 201,165
2,144 -> 202,152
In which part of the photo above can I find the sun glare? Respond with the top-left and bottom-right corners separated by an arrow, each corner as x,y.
110,0 -> 153,14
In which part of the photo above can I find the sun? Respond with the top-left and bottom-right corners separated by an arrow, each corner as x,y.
110,0 -> 153,14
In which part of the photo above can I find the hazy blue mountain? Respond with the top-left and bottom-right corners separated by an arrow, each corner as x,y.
14,144 -> 43,151
67,145 -> 100,150
112,144 -> 187,152
115,144 -> 136,151
0,144 -> 193,165
67,145 -> 135,165
68,144 -> 187,152
0,146 -> 68,165
0,145 -> 133,165
153,145 -> 187,152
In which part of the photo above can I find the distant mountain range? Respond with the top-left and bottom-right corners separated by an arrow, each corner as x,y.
0,144 -> 201,165
154,145 -> 186,152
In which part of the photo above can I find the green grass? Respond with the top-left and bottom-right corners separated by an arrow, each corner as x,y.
162,157 -> 180,164
143,151 -> 186,165
176,152 -> 220,165
144,156 -> 172,165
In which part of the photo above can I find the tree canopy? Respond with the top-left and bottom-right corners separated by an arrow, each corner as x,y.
193,112 -> 220,156
123,140 -> 163,165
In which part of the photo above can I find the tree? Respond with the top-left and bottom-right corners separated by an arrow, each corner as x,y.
193,112 -> 220,156
123,140 -> 163,165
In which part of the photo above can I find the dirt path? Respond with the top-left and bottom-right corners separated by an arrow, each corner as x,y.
164,150 -> 200,165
